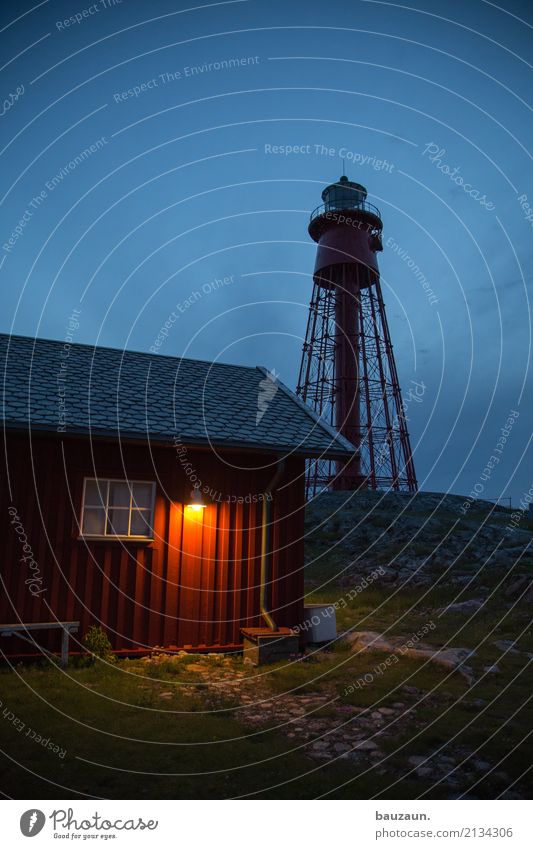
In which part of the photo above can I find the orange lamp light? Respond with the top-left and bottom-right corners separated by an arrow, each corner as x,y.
186,488 -> 206,512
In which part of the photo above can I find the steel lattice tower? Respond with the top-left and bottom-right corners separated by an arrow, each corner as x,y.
297,176 -> 418,497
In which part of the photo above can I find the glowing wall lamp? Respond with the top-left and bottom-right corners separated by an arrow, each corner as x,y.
186,487 -> 206,513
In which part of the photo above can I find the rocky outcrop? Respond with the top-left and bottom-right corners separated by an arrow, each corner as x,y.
345,630 -> 476,682
304,490 -> 533,591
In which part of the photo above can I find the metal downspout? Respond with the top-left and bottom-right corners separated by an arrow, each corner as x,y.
260,459 -> 285,631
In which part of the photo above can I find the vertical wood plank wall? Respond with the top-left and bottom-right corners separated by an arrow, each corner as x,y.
0,433 -> 305,655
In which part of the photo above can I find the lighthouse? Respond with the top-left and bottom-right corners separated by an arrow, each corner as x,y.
297,176 -> 418,496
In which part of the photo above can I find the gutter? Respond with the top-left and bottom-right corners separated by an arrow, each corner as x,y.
259,458 -> 285,631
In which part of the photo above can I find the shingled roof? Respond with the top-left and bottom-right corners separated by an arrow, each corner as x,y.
0,334 -> 354,459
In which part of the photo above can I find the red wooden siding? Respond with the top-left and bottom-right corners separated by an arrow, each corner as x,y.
0,433 -> 305,655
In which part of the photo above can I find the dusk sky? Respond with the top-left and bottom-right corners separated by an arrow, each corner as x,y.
2,0 -> 532,503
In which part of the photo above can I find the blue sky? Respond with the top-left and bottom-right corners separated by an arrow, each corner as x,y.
1,0 -> 532,502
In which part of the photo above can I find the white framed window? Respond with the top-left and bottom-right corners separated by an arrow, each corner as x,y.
80,478 -> 156,539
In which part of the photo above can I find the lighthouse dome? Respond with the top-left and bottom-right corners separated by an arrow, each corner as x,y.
321,176 -> 368,210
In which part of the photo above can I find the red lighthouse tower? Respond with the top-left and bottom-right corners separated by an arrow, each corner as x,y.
297,176 -> 418,497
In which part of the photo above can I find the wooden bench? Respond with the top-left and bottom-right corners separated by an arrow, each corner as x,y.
0,621 -> 79,667
241,627 -> 299,665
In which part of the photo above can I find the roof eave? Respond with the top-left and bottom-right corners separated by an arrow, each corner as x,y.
1,421 -> 355,460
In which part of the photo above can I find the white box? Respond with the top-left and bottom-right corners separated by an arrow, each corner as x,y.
303,604 -> 337,642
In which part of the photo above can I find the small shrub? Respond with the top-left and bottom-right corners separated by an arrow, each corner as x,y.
83,625 -> 116,664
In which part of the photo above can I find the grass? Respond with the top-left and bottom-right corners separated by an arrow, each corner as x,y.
0,657 -> 371,799
1,490 -> 531,799
1,585 -> 530,800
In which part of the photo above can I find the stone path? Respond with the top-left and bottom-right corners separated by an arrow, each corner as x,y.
141,652 -> 524,797
165,654 -> 406,765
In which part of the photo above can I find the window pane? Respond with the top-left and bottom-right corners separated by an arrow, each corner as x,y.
132,482 -> 153,508
84,479 -> 106,507
106,508 -> 130,535
130,509 -> 152,537
109,481 -> 131,508
82,507 -> 106,535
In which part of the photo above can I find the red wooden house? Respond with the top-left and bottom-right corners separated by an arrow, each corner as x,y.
0,333 -> 354,658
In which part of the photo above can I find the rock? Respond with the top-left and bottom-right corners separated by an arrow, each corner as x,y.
416,767 -> 433,777
346,631 -> 475,678
402,686 -> 424,696
493,640 -> 519,654
378,707 -> 396,715
305,491 -> 533,595
439,599 -> 484,615
308,721 -> 328,732
484,664 -> 500,673
335,705 -> 362,714
408,756 -> 427,767
346,631 -> 394,652
458,667 -> 476,684
354,739 -> 379,751
472,759 -> 490,771
505,576 -> 529,597
399,560 -> 419,572
377,567 -> 397,582
524,584 -> 533,603
185,663 -> 208,672
159,692 -> 173,699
